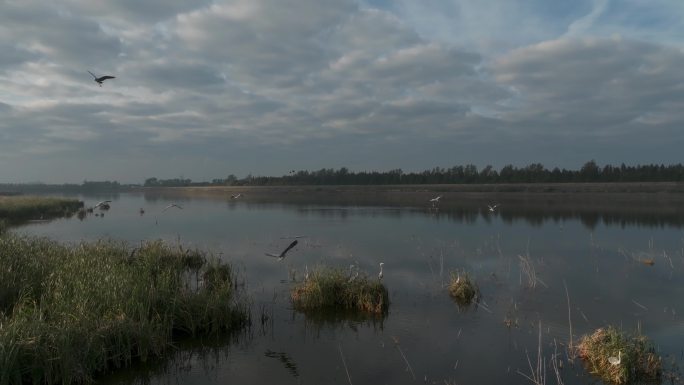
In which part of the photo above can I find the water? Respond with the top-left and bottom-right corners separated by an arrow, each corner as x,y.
14,192 -> 684,384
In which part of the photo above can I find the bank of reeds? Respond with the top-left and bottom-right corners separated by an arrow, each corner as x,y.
577,326 -> 662,384
290,268 -> 389,314
0,196 -> 83,223
0,234 -> 248,384
448,271 -> 478,306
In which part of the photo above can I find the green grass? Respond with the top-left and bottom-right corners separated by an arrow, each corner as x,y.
0,196 -> 83,224
447,271 -> 478,306
290,267 -> 389,314
577,326 -> 662,384
0,234 -> 248,384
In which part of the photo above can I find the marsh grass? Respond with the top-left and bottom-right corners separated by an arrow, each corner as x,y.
290,268 -> 389,314
448,271 -> 478,306
0,196 -> 83,223
577,326 -> 662,384
0,234 -> 248,384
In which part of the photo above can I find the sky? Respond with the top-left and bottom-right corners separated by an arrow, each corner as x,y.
1,0 -> 683,183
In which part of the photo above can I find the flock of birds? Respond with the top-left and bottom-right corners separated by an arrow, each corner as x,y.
87,195 -> 500,286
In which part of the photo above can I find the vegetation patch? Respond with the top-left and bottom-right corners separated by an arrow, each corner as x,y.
0,234 -> 248,384
290,268 -> 389,314
448,271 -> 479,306
0,196 -> 83,224
577,326 -> 662,384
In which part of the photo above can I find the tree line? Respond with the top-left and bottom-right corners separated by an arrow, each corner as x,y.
144,161 -> 684,187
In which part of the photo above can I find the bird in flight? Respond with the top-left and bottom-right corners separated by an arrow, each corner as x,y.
94,200 -> 112,209
430,195 -> 442,203
231,193 -> 242,199
88,71 -> 116,87
162,203 -> 183,212
265,240 -> 298,261
488,203 -> 500,212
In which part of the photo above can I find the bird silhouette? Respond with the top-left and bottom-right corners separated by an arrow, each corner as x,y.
265,240 -> 298,261
162,203 -> 183,212
88,71 -> 115,87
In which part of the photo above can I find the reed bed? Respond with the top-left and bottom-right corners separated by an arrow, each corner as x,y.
0,196 -> 83,223
0,234 -> 248,384
448,271 -> 478,306
290,268 -> 389,314
577,326 -> 661,384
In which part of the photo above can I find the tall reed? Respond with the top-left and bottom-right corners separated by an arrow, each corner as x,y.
0,196 -> 83,223
0,234 -> 248,384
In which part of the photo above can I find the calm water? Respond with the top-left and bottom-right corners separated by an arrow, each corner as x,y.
14,192 -> 684,384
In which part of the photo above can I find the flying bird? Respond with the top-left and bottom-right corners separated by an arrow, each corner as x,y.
430,195 -> 442,203
94,200 -> 111,209
162,203 -> 183,212
488,204 -> 500,212
231,193 -> 242,199
88,70 -> 116,86
265,240 -> 298,261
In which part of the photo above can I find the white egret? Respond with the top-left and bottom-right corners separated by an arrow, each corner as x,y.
429,195 -> 442,203
231,193 -> 242,199
608,351 -> 621,366
304,265 -> 309,282
87,71 -> 115,86
265,240 -> 298,261
378,262 -> 384,281
488,203 -> 499,212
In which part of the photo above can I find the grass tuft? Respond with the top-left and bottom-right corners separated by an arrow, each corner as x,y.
577,326 -> 662,384
0,234 -> 248,384
448,271 -> 478,306
290,267 -> 389,314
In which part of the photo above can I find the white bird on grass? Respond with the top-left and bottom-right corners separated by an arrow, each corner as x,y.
265,240 -> 298,261
162,203 -> 183,212
378,262 -> 384,281
608,351 -> 621,366
304,265 -> 309,282
88,71 -> 116,87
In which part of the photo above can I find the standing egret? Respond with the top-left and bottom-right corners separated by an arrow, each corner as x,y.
265,240 -> 298,261
87,71 -> 116,87
304,265 -> 309,282
378,262 -> 384,281
608,351 -> 621,366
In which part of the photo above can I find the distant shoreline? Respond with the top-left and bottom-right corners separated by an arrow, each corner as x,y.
141,182 -> 684,195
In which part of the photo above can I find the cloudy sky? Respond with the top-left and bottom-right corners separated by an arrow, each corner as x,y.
1,0 -> 683,183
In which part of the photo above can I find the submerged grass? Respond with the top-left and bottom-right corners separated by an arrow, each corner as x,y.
448,271 -> 478,306
290,268 -> 389,314
0,233 -> 248,385
577,326 -> 662,384
0,196 -> 83,223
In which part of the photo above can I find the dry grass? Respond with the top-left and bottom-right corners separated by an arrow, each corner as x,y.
577,326 -> 662,384
290,267 -> 389,314
448,271 -> 478,306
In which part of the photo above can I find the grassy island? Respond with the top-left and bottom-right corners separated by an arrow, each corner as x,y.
0,234 -> 248,384
0,196 -> 83,225
290,267 -> 389,314
577,326 -> 662,384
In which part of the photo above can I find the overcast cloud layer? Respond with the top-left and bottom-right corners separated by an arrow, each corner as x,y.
1,0 -> 683,183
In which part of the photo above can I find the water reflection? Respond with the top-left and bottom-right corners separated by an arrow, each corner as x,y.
13,192 -> 684,385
